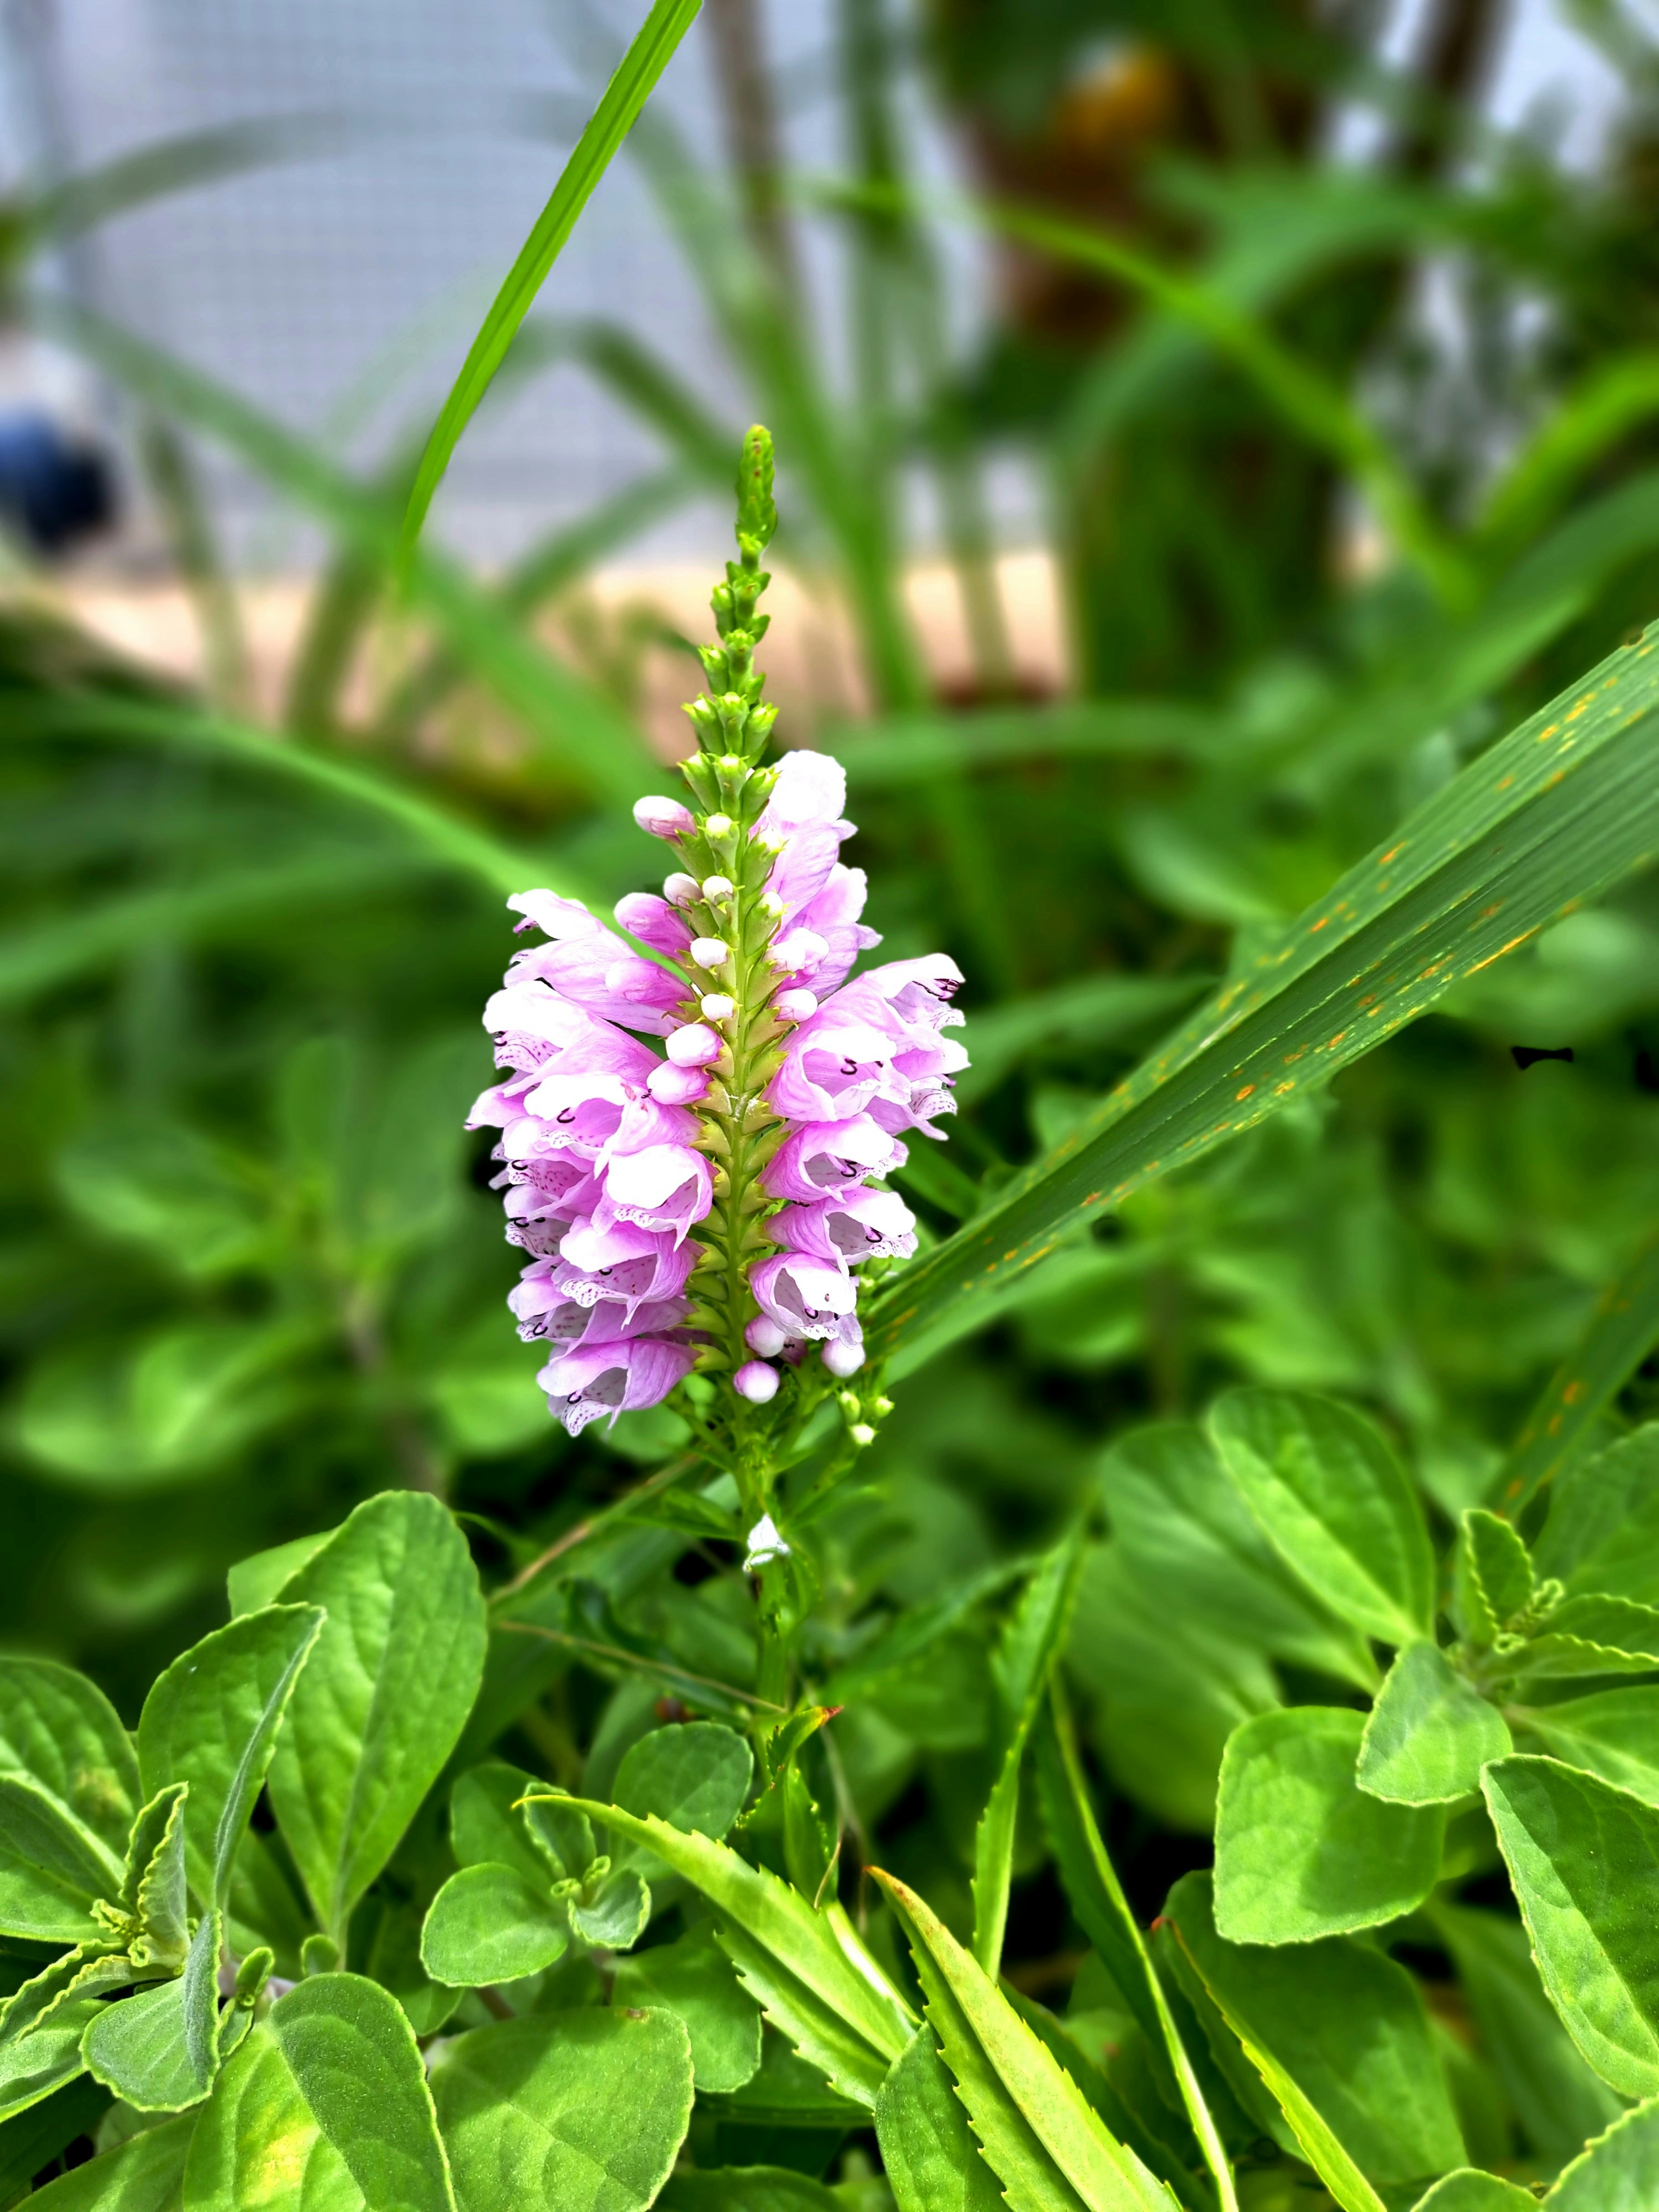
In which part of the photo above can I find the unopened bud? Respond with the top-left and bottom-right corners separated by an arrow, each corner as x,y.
663,872 -> 700,904
666,1023 -> 722,1067
734,1360 -> 780,1404
759,892 -> 784,918
700,993 -> 735,1020
702,875 -> 734,900
775,988 -> 817,1022
648,1061 -> 710,1105
634,795 -> 693,839
769,929 -> 828,973
746,1315 -> 789,1357
705,813 -> 735,839
849,1423 -> 876,1447
690,937 -> 731,969
823,1341 -> 865,1379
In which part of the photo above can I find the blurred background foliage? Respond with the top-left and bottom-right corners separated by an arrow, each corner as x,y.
3,0 -> 1659,2019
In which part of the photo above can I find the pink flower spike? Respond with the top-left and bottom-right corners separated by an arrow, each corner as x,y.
666,1023 -> 722,1067
734,1360 -> 780,1404
613,892 -> 693,958
745,1315 -> 789,1357
635,795 -> 695,839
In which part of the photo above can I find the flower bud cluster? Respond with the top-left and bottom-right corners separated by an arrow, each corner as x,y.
470,428 -> 967,1438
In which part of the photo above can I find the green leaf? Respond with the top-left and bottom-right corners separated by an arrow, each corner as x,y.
1430,1905 -> 1623,2165
1032,1693 -> 1236,2212
0,2075 -> 112,2203
522,1794 -> 597,1885
1517,1687 -> 1659,1805
226,1532 -> 330,1618
1214,1708 -> 1445,1943
972,1533 -> 1084,1975
0,2001 -> 97,2123
420,1864 -> 569,1989
1455,1512 -> 1535,1642
429,2009 -> 691,2212
446,1761 -> 566,1885
567,1868 -> 650,1951
138,1605 -> 325,1910
0,1657 -> 139,1857
81,1909 -> 221,2112
1208,1390 -> 1433,1645
127,1783 -> 192,1967
1097,1423 -> 1376,1689
1164,1871 -> 1465,2192
1483,1754 -> 1659,2098
865,626 -> 1659,1367
1503,1595 -> 1659,1679
537,1797 -> 912,2106
265,1492 -> 487,1941
24,2110 -> 194,2210
1357,1643 -> 1512,1805
0,1946 -> 138,2045
0,1774 -> 120,1942
872,1868 -> 1176,2212
876,2027 -> 1008,2212
1544,2098 -> 1659,2206
182,1973 -> 455,2211
1533,1426 -> 1659,1602
614,1723 -> 753,1839
613,1925 -> 762,2091
1409,2173 -> 1535,2209
660,2169 -> 840,2212
400,0 -> 703,553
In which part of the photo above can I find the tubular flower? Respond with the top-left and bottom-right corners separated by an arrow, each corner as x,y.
469,427 -> 967,1438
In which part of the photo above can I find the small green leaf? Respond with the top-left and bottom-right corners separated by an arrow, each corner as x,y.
448,1762 -> 563,1884
521,1793 -> 597,1885
613,1925 -> 762,2091
876,2027 -> 1007,2212
0,1945 -> 137,2045
0,2001 -> 97,2123
1214,1708 -> 1445,1942
1209,1390 -> 1434,1645
129,1784 -> 191,1967
614,1723 -> 753,1838
537,1796 -> 912,2106
420,1862 -> 567,1988
429,2009 -> 691,2212
1165,1871 -> 1465,2192
659,2170 -> 840,2212
1533,1424 -> 1659,1599
1357,1643 -> 1512,1805
1483,1754 -> 1659,2097
1407,2171 -> 1535,2209
266,1492 -> 487,1941
1517,1687 -> 1659,1805
0,1774 -> 121,1942
182,1973 -> 455,2210
81,1908 -> 221,2112
24,2109 -> 194,2209
1503,1595 -> 1659,1679
567,1867 -> 650,1951
1455,1512 -> 1535,1642
0,1658 -> 139,1857
226,1532 -> 329,1618
872,1868 -> 1177,2212
138,1604 -> 325,1909
1544,2098 -> 1659,2206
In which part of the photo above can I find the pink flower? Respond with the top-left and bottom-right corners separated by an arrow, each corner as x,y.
764,1116 -> 909,1202
774,1187 -> 918,1265
751,1251 -> 860,1340
537,1338 -> 697,1433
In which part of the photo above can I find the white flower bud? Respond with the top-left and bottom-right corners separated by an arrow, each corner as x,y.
699,993 -> 735,1020
705,813 -> 735,839
775,988 -> 817,1022
746,1315 -> 789,1357
666,1022 -> 722,1067
744,1509 -> 789,1566
849,1422 -> 876,1447
759,892 -> 784,918
734,1361 -> 781,1406
822,1340 -> 864,1378
702,875 -> 734,901
663,872 -> 700,904
690,937 -> 731,969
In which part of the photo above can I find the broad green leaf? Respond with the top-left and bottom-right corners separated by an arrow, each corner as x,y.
1213,1708 -> 1444,1942
972,1533 -> 1084,1975
1357,1643 -> 1512,1804
876,2027 -> 1011,2212
1430,1905 -> 1622,2165
1483,1754 -> 1659,2097
400,0 -> 702,553
266,1491 -> 487,1940
226,1533 -> 329,1618
1518,1688 -> 1659,1805
0,1774 -> 120,1942
82,1909 -> 221,2112
1503,1595 -> 1659,1679
0,1657 -> 139,1856
1455,1512 -> 1535,1642
0,2075 -> 113,2203
429,2009 -> 691,2212
1165,1872 -> 1464,2191
696,2028 -> 868,2130
1533,1426 -> 1659,1601
542,1797 -> 912,2106
567,1868 -> 650,1951
420,1863 -> 568,1988
0,1945 -> 138,2044
872,1869 -> 1176,2212
182,1973 -> 454,2211
0,2000 -> 96,2123
445,1761 -> 570,1885
1097,1424 -> 1376,1688
138,1605 -> 325,1909
1499,1233 -> 1659,1513
613,1924 -> 763,2091
660,2169 -> 840,2212
1410,2174 -> 1535,2209
25,2110 -> 194,2210
614,1723 -> 753,1839
521,1795 -> 597,1885
1545,2097 -> 1659,2206
1032,1695 -> 1236,2212
865,626 -> 1659,1366
1208,1390 -> 1433,1644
